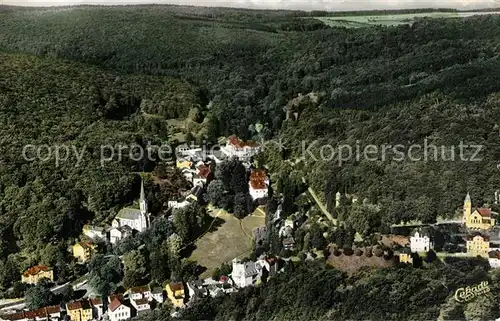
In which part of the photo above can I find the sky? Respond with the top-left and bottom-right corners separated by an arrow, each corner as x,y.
2,0 -> 500,11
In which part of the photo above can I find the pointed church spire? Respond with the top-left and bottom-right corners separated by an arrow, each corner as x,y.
139,176 -> 148,217
140,177 -> 145,203
465,192 -> 471,203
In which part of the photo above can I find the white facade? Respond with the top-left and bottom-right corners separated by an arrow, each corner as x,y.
167,200 -> 190,210
410,231 -> 433,253
108,303 -> 131,321
131,299 -> 150,314
220,136 -> 260,162
83,225 -> 106,240
231,259 -> 268,288
109,227 -> 131,245
152,291 -> 164,304
489,258 -> 500,268
249,185 -> 268,201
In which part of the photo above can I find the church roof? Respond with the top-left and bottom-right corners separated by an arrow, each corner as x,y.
465,192 -> 471,202
475,208 -> 492,218
116,208 -> 142,220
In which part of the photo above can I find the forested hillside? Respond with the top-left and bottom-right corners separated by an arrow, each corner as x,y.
0,52 -> 201,280
1,4 -> 500,302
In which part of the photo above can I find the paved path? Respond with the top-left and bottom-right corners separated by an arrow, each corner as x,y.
302,177 -> 337,225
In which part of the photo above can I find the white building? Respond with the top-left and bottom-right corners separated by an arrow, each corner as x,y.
90,297 -> 104,320
108,298 -> 131,321
112,179 -> 150,233
129,285 -> 152,301
151,287 -> 165,304
489,251 -> 500,268
109,225 -> 133,245
248,169 -> 269,201
231,258 -> 270,288
131,298 -> 150,315
82,225 -> 106,240
220,135 -> 260,162
410,229 -> 434,253
167,200 -> 191,210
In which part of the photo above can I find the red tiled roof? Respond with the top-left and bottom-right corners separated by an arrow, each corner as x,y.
45,305 -> 61,314
476,208 -> 492,217
108,298 -> 122,312
249,169 -> 268,190
197,165 -> 211,179
67,299 -> 90,310
23,265 -> 51,277
228,135 -> 258,148
168,282 -> 184,292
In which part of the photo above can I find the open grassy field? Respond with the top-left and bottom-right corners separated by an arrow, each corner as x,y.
190,205 -> 266,278
316,11 -> 500,28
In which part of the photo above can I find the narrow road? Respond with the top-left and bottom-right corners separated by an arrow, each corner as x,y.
302,177 -> 337,225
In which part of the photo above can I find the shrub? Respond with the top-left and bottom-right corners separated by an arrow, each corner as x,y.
354,248 -> 363,256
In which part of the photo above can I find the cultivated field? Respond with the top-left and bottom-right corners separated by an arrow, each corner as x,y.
190,205 -> 266,278
316,11 -> 500,28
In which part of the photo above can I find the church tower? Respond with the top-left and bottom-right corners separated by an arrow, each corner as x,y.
139,177 -> 149,231
463,192 -> 472,223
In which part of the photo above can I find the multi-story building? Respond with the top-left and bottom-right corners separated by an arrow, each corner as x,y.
21,265 -> 54,285
220,135 -> 260,162
410,228 -> 434,253
108,297 -> 131,321
467,234 -> 490,258
72,241 -> 97,263
66,299 -> 93,321
166,282 -> 185,308
248,169 -> 269,201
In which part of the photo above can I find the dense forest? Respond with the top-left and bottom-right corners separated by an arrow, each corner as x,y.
1,4 -> 500,318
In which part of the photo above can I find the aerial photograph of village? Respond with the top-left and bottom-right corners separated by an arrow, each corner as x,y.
0,0 -> 499,320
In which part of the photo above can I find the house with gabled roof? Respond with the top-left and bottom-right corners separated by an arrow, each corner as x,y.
467,233 -> 490,258
221,135 -> 260,162
108,296 -> 131,321
21,265 -> 53,285
166,282 -> 185,308
66,299 -> 93,321
109,225 -> 133,245
72,241 -> 97,263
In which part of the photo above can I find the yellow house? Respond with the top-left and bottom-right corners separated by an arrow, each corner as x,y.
466,234 -> 490,258
21,265 -> 54,284
176,159 -> 192,169
166,282 -> 185,308
72,242 -> 97,263
66,299 -> 93,321
398,248 -> 413,264
463,193 -> 496,230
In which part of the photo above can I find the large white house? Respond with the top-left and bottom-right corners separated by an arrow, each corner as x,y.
221,135 -> 260,162
410,228 -> 434,253
248,169 -> 269,201
108,298 -> 131,321
112,178 -> 150,233
231,258 -> 270,288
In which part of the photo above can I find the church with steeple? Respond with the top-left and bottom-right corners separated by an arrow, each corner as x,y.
463,193 -> 496,230
112,177 -> 150,233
